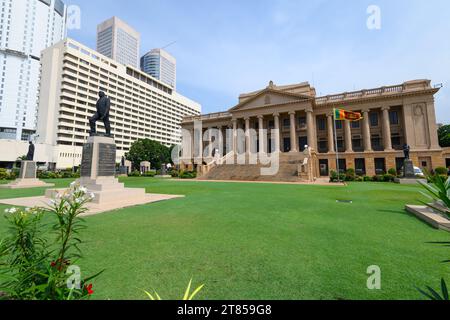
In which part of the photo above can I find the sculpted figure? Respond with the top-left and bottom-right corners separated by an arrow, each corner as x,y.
89,91 -> 111,136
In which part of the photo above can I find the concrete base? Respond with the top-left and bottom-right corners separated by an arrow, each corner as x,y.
0,193 -> 184,216
46,177 -> 148,208
0,179 -> 54,189
405,205 -> 450,232
394,178 -> 427,185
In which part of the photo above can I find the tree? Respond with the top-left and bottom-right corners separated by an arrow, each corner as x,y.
438,125 -> 450,147
126,139 -> 172,170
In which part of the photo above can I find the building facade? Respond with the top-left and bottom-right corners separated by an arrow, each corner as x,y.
34,38 -> 200,169
0,0 -> 66,141
140,48 -> 176,89
181,80 -> 444,178
97,16 -> 140,68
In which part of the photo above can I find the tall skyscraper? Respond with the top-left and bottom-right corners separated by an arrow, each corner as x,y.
97,16 -> 140,68
0,0 -> 66,141
141,48 -> 176,89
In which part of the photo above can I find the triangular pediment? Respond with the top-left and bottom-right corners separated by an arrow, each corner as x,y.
229,88 -> 311,112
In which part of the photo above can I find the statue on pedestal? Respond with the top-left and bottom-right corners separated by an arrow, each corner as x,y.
89,91 -> 111,136
26,141 -> 35,161
403,144 -> 410,160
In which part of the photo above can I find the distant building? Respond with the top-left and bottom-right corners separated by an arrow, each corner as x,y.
96,16 -> 140,68
0,0 -> 66,141
141,48 -> 176,89
33,38 -> 200,169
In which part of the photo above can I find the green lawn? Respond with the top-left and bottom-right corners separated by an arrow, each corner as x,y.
0,178 -> 449,300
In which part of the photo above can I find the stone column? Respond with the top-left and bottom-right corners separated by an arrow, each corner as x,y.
273,113 -> 281,153
258,115 -> 265,154
362,109 -> 372,152
344,120 -> 353,153
217,125 -> 223,157
232,119 -> 238,154
289,111 -> 298,152
245,117 -> 251,154
306,109 -> 317,151
381,106 -> 393,151
327,113 -> 335,153
207,127 -> 213,157
426,99 -> 441,149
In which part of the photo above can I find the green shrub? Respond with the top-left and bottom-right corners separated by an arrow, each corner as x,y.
179,171 -> 197,179
383,174 -> 395,182
387,168 -> 397,176
142,171 -> 156,177
435,167 -> 448,176
169,170 -> 179,178
372,175 -> 385,182
0,183 -> 103,300
345,168 -> 356,181
128,170 -> 141,177
363,176 -> 372,182
355,176 -> 363,182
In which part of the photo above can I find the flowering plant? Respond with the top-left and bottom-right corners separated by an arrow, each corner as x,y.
0,182 -> 103,300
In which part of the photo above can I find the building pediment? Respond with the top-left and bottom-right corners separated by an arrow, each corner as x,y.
229,88 -> 311,112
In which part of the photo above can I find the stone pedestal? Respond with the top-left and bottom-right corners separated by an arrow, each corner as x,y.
403,159 -> 415,178
0,161 -> 54,189
46,136 -> 146,207
395,159 -> 425,184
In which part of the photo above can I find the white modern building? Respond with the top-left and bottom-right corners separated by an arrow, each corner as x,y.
97,16 -> 140,69
141,48 -> 176,89
0,0 -> 66,141
33,38 -> 200,169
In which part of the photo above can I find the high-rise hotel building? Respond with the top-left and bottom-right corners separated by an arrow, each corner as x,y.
0,0 -> 66,141
141,48 -> 176,89
97,16 -> 140,69
36,38 -> 201,169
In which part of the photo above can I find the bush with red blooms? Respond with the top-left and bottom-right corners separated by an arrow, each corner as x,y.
0,182 -> 103,300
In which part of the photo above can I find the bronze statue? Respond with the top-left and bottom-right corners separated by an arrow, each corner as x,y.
403,144 -> 410,160
89,91 -> 111,136
26,141 -> 35,161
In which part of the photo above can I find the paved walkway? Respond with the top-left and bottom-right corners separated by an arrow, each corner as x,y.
0,193 -> 184,216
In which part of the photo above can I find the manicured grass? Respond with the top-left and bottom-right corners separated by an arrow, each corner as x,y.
0,178 -> 449,300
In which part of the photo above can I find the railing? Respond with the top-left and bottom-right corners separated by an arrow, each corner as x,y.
182,112 -> 232,123
316,84 -> 404,105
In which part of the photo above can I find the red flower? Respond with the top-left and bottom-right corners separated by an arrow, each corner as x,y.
50,261 -> 56,267
85,284 -> 94,295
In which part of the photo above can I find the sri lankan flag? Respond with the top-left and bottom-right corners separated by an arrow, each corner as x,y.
334,108 -> 363,122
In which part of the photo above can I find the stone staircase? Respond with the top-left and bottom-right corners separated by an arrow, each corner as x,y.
198,153 -> 307,182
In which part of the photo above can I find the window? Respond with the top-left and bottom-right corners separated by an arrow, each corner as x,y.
370,113 -> 378,127
298,117 -> 307,127
355,158 -> 366,176
351,121 -> 360,129
335,120 -> 343,130
389,111 -> 399,125
317,118 -> 326,131
391,134 -> 401,147
283,119 -> 290,128
371,134 -> 382,150
375,158 -> 386,174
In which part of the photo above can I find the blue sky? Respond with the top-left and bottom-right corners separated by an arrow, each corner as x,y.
67,0 -> 450,122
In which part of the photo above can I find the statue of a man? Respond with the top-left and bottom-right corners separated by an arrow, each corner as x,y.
26,141 -> 35,161
121,156 -> 125,167
89,91 -> 111,136
403,144 -> 410,160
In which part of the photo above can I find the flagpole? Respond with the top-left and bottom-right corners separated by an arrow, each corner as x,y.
333,111 -> 340,183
